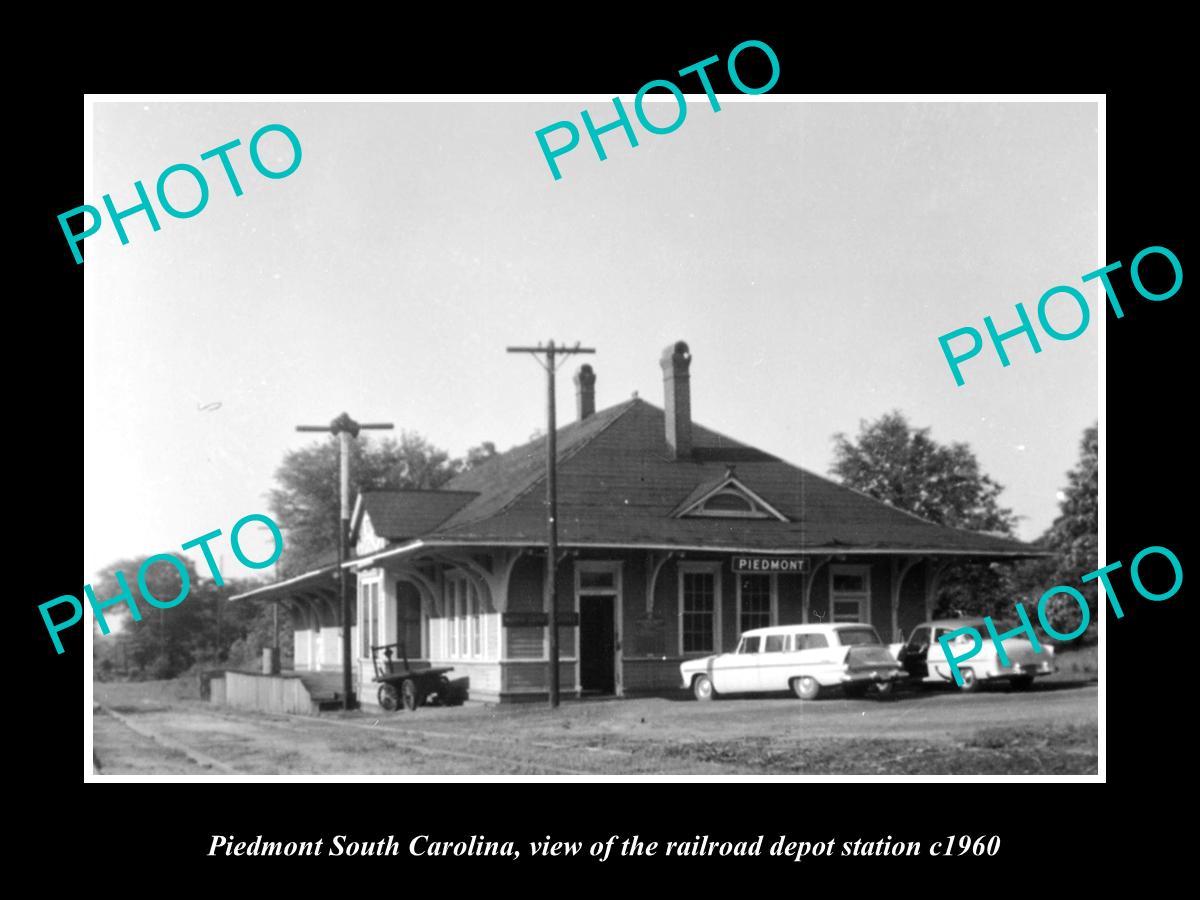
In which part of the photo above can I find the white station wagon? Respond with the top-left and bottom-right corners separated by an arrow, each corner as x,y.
890,618 -> 1057,691
680,623 -> 905,701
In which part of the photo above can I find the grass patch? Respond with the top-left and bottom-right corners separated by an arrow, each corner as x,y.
338,737 -> 390,754
107,705 -> 173,715
1051,642 -> 1098,677
967,723 -> 1095,752
654,724 -> 1097,775
95,677 -> 201,706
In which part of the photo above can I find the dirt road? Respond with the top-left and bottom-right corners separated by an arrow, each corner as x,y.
93,677 -> 1097,775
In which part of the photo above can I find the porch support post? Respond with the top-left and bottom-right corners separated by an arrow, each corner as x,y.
803,555 -> 832,623
924,558 -> 952,620
645,551 -> 676,617
890,557 -> 921,643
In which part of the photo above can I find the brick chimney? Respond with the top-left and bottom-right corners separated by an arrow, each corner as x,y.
660,341 -> 692,459
574,363 -> 596,420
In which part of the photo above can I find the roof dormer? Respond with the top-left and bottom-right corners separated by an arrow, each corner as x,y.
674,470 -> 789,522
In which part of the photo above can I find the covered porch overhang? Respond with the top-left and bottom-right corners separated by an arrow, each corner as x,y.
233,538 -> 1049,654
342,540 -> 528,616
347,539 -> 1047,641
230,562 -> 350,654
878,548 -> 1051,643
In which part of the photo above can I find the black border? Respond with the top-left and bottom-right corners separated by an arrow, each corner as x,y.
28,27 -> 1190,884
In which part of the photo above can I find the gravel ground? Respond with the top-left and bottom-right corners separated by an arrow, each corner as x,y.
92,676 -> 1098,776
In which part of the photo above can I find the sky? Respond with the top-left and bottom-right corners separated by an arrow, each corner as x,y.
84,99 -> 1098,584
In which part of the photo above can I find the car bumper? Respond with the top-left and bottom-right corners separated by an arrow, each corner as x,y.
841,667 -> 905,684
988,660 -> 1057,678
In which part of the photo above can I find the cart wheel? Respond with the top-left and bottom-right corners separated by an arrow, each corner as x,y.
401,678 -> 420,711
377,683 -> 400,712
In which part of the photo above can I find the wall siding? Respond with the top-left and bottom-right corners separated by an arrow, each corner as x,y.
486,612 -> 500,658
508,627 -> 543,658
778,572 -> 804,624
508,556 -> 543,612
320,626 -> 345,668
294,628 -> 312,669
223,671 -> 313,715
557,624 -> 576,658
809,568 -> 831,622
504,661 -> 576,694
870,560 -> 890,634
898,562 -> 929,641
623,658 -> 683,692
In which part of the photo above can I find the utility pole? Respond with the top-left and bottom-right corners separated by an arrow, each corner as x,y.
507,341 -> 595,708
296,412 -> 394,710
215,551 -> 224,662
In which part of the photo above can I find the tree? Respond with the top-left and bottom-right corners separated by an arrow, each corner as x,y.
831,411 -> 1018,535
830,411 -> 1019,617
89,553 -> 265,680
267,431 -> 463,576
1041,424 -> 1098,584
1008,424 -> 1098,637
463,441 -> 499,470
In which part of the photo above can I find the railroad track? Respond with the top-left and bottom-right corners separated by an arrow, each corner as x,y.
135,702 -> 606,775
293,715 -> 595,775
96,704 -> 241,774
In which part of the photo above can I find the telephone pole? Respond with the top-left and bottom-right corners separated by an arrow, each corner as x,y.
507,341 -> 595,708
296,412 -> 394,710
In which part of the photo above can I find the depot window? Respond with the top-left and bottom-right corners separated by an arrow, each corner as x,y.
679,562 -> 722,655
443,575 -> 481,660
359,579 -> 380,658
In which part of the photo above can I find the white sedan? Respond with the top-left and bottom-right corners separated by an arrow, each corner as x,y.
680,623 -> 905,701
890,618 -> 1057,691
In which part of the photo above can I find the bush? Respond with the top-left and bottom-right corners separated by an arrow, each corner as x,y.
1041,592 -> 1087,638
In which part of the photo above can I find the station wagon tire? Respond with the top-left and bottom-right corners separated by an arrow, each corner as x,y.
401,678 -> 420,711
437,675 -> 453,706
693,674 -> 716,701
378,683 -> 400,712
791,676 -> 820,700
438,675 -> 464,706
956,668 -> 979,693
1010,675 -> 1034,692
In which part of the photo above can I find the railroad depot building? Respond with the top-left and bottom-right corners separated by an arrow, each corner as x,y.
234,341 -> 1036,706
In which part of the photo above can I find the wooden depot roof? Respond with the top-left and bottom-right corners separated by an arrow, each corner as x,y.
355,398 -> 1040,558
354,489 -> 478,541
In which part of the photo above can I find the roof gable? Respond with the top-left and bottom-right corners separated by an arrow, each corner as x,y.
673,472 -> 790,522
352,489 -> 478,542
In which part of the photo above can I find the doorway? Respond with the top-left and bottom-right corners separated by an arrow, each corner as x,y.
579,595 -> 615,694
